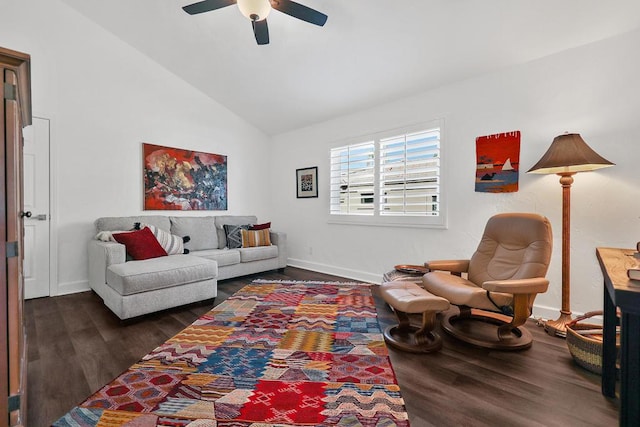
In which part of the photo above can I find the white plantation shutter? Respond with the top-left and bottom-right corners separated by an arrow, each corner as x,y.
379,128 -> 440,216
330,141 -> 375,215
329,121 -> 444,227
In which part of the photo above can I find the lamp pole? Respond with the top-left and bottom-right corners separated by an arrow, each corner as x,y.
544,172 -> 575,337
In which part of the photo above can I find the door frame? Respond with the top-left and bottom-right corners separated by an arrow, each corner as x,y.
29,114 -> 57,297
1,44 -> 32,427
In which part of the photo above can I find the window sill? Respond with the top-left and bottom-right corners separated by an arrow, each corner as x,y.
327,214 -> 447,229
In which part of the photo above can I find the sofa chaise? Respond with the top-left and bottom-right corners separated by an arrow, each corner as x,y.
88,215 -> 287,319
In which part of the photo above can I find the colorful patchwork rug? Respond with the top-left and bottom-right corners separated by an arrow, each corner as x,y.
54,280 -> 409,427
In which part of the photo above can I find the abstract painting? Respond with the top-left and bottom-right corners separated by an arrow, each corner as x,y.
143,143 -> 227,210
475,131 -> 521,193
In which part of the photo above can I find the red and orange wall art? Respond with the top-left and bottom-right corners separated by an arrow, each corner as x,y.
143,143 -> 227,210
475,131 -> 521,193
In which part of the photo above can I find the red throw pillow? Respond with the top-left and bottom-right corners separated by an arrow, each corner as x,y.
250,222 -> 271,230
112,227 -> 168,260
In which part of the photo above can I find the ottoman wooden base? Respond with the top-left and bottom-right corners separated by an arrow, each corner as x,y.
380,281 -> 450,353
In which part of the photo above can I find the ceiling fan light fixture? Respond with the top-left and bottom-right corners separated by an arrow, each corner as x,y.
238,0 -> 271,21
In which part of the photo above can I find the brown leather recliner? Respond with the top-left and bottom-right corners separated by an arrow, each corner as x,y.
423,213 -> 553,350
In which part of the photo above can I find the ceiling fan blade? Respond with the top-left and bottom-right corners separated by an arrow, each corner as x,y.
183,0 -> 236,15
252,19 -> 270,45
270,0 -> 327,26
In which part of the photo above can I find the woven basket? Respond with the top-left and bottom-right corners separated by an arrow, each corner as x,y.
566,310 -> 619,375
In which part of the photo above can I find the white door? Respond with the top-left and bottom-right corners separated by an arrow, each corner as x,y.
22,116 -> 50,299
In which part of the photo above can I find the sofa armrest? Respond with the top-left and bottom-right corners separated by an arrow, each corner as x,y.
270,231 -> 287,269
88,240 -> 126,290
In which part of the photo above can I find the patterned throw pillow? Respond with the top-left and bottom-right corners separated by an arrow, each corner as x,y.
139,223 -> 185,255
241,229 -> 272,248
112,227 -> 168,260
223,224 -> 250,249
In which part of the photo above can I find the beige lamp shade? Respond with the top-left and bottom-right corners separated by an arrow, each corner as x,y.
527,133 -> 614,175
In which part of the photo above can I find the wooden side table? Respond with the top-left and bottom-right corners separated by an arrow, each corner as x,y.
596,247 -> 640,426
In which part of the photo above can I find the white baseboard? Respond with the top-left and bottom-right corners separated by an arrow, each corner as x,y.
51,266 -> 592,327
287,258 -> 382,284
531,304 -> 602,325
55,280 -> 90,296
530,304 -> 559,322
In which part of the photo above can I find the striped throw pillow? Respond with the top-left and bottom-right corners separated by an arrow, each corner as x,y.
140,223 -> 185,255
241,229 -> 271,248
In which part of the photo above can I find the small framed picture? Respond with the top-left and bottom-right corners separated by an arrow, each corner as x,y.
296,166 -> 318,198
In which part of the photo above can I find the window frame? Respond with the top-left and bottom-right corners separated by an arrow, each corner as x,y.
328,120 -> 447,229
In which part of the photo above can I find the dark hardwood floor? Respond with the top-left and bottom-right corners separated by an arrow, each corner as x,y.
25,267 -> 618,426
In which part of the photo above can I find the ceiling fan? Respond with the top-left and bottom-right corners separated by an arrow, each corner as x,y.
182,0 -> 328,45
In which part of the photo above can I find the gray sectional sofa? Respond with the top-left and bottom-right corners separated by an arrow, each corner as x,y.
88,215 -> 287,319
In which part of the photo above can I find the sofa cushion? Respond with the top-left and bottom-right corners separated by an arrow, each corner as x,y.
241,229 -> 271,247
214,215 -> 258,248
112,227 -> 168,260
170,216 -> 219,250
224,224 -> 250,249
239,245 -> 278,262
106,255 -> 218,296
190,248 -> 241,267
95,215 -> 170,233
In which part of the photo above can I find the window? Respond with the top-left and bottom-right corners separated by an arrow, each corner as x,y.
330,141 -> 375,215
379,129 -> 440,216
329,122 -> 444,228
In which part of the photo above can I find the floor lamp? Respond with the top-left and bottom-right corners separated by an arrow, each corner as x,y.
528,133 -> 614,337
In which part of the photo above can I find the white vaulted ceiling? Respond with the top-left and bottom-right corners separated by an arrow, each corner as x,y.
59,0 -> 640,135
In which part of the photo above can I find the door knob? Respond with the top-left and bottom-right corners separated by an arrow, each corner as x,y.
20,211 -> 32,218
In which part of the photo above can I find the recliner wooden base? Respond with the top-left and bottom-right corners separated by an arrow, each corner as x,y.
441,309 -> 533,351
383,322 -> 443,353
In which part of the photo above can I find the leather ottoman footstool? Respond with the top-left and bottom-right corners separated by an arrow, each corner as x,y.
380,281 -> 450,353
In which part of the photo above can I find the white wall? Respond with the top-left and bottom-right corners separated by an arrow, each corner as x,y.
3,1 -> 639,319
0,0 -> 272,295
271,28 -> 640,319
